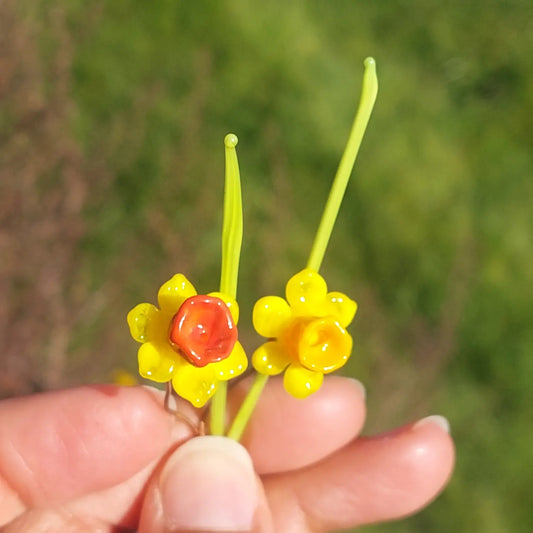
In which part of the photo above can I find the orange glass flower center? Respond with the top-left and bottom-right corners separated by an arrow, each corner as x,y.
281,316 -> 352,373
169,295 -> 237,367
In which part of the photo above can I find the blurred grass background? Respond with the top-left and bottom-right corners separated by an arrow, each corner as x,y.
1,0 -> 532,531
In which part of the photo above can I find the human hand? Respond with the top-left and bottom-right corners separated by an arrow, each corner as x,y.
0,377 -> 454,532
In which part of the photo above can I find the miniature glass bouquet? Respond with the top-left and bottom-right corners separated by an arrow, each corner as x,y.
127,58 -> 378,440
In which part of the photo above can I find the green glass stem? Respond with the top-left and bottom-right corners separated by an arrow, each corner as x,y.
226,58 -> 378,441
227,373 -> 269,441
210,134 -> 243,436
307,57 -> 378,272
210,381 -> 227,435
219,133 -> 243,297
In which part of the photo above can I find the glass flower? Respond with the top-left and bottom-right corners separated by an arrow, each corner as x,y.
127,273 -> 247,407
252,268 -> 357,399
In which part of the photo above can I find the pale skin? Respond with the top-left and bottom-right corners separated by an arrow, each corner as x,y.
0,376 -> 455,532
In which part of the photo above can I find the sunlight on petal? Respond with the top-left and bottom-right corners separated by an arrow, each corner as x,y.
209,291 -> 240,324
157,274 -> 197,312
326,291 -> 357,327
127,303 -> 159,342
213,341 -> 248,381
138,342 -> 178,382
253,296 -> 292,338
285,269 -> 328,315
252,340 -> 291,375
172,363 -> 218,408
283,363 -> 324,399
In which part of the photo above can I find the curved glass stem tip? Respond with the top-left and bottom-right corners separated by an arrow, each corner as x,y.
307,57 -> 378,272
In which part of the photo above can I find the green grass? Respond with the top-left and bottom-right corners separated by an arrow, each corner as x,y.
2,1 -> 532,531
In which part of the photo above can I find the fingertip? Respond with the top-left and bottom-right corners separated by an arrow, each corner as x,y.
230,376 -> 367,474
0,385 -> 190,508
356,415 -> 456,521
140,436 -> 258,532
345,377 -> 366,401
281,414 -> 456,531
408,414 -> 456,493
414,414 -> 451,434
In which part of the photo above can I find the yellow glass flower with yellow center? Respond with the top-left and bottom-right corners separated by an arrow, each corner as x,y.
252,268 -> 357,399
127,273 -> 247,407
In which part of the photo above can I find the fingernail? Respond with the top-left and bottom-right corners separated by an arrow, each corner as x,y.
415,415 -> 451,434
350,378 -> 366,400
160,436 -> 257,531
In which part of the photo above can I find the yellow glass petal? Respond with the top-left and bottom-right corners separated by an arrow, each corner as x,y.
285,269 -> 328,316
172,363 -> 218,408
213,341 -> 248,381
127,303 -> 158,342
326,291 -> 357,327
298,317 -> 352,373
138,342 -> 178,382
148,309 -> 175,346
283,363 -> 324,399
253,296 -> 292,338
208,291 -> 239,324
157,274 -> 197,312
252,340 -> 290,375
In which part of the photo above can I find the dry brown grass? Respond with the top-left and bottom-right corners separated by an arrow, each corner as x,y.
0,1 -> 90,397
0,1 -> 470,418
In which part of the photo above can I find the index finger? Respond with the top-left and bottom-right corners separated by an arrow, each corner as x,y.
229,376 -> 366,474
0,385 -> 190,521
0,377 -> 365,528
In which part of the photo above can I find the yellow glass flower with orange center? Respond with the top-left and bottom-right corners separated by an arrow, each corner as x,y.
127,273 -> 247,407
252,268 -> 357,399
125,58 -> 378,441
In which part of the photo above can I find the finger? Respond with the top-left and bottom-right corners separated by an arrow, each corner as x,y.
0,385 -> 194,525
0,377 -> 365,529
264,416 -> 455,532
138,436 -> 271,533
1,508 -> 111,533
70,376 -> 365,530
229,376 -> 366,474
56,376 -> 365,529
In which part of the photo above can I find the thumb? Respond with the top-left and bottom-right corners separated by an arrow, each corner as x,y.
139,436 -> 261,532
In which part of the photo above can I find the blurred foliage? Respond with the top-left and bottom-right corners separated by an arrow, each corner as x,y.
1,0 -> 532,531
